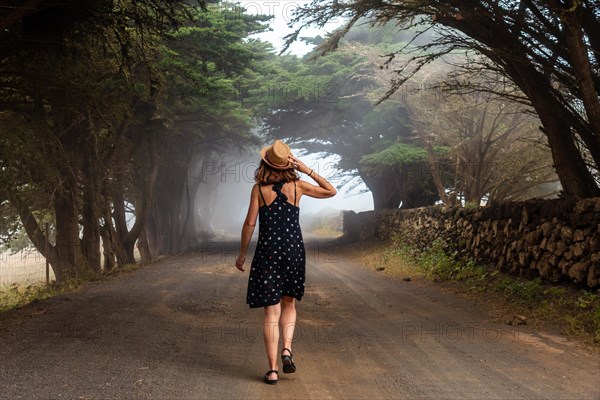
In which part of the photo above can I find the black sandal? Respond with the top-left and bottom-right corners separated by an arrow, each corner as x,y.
281,348 -> 296,374
264,370 -> 278,385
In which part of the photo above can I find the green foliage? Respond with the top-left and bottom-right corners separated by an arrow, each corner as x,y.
159,4 -> 272,153
410,239 -> 492,285
0,281 -> 80,312
0,230 -> 32,254
0,211 -> 54,254
360,142 -> 448,177
0,201 -> 20,249
361,143 -> 429,166
496,277 -> 544,303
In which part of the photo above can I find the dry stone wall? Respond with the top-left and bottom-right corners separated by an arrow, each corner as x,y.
342,197 -> 600,289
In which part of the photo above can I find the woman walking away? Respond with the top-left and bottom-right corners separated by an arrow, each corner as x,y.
235,139 -> 336,385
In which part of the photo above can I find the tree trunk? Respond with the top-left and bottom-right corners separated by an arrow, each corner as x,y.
81,157 -> 101,272
53,193 -> 85,282
424,141 -> 457,206
359,168 -> 403,210
439,13 -> 600,197
81,194 -> 101,272
111,177 -> 135,266
145,211 -> 159,258
399,162 -> 439,208
8,193 -> 60,279
99,219 -> 116,271
137,227 -> 152,264
150,164 -> 187,255
556,1 -> 600,152
501,62 -> 600,197
525,83 -> 600,197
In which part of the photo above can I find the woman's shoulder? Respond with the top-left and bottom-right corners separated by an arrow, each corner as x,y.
254,182 -> 275,194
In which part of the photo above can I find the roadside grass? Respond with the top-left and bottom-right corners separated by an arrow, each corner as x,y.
344,238 -> 600,344
0,279 -> 82,312
0,263 -> 140,312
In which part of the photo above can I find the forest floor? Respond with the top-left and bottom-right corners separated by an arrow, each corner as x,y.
0,239 -> 598,399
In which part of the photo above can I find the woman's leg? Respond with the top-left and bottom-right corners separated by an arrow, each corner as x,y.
263,303 -> 281,379
280,296 -> 297,354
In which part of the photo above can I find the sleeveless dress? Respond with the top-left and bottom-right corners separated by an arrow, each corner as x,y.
246,181 -> 306,308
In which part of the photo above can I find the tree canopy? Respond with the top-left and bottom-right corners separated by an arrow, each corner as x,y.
286,0 -> 600,197
262,22 -> 554,209
0,1 -> 273,281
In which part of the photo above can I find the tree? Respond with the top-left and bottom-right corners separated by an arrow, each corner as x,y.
261,36 -> 442,210
142,4 -> 272,257
0,0 -> 176,280
418,91 -> 557,205
286,0 -> 600,197
359,143 -> 443,208
392,59 -> 558,205
0,1 -> 272,280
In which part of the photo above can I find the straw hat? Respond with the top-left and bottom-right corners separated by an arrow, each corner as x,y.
260,140 -> 294,170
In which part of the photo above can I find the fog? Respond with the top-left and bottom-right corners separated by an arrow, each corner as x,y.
191,149 -> 372,238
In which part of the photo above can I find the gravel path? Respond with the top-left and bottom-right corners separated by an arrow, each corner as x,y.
1,240 -> 598,399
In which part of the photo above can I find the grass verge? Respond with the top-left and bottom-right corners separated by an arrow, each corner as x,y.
343,237 -> 600,345
0,263 -> 140,312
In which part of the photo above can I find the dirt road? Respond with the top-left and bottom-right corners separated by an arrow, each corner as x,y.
1,240 -> 598,399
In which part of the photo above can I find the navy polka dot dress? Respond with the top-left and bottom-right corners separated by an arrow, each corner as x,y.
247,181 -> 305,308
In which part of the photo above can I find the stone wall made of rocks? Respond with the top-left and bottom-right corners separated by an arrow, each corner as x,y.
342,197 -> 600,288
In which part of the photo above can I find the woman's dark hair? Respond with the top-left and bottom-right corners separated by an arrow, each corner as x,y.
255,160 -> 299,185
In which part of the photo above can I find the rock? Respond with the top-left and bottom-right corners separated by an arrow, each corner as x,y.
546,240 -> 556,254
554,240 -> 566,256
572,242 -> 584,258
560,226 -> 574,242
573,229 -> 585,242
541,221 -> 553,237
532,246 -> 541,260
558,259 -> 569,274
521,207 -> 529,225
568,261 -> 589,283
525,230 -> 540,245
515,315 -> 527,323
563,248 -> 573,260
574,198 -> 598,214
590,234 -> 600,252
507,315 -> 527,326
504,220 -> 512,236
587,265 -> 599,288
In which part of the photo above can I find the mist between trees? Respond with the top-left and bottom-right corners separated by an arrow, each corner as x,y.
0,1 -> 598,283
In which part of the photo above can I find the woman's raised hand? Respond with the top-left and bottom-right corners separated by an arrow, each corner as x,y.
289,155 -> 311,174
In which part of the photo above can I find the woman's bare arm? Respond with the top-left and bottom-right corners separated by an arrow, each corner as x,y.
290,155 -> 337,198
236,184 -> 260,271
